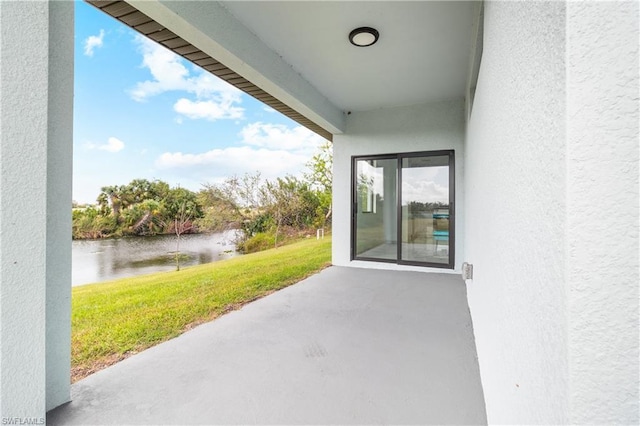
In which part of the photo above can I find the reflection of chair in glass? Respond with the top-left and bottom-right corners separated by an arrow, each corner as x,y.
432,209 -> 449,253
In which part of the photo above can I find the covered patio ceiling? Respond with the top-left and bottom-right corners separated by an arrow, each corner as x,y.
88,1 -> 477,139
222,1 -> 476,112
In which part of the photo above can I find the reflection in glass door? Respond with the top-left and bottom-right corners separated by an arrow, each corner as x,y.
353,157 -> 397,260
352,151 -> 454,268
400,154 -> 452,265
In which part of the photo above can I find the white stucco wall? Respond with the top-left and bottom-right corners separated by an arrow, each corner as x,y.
464,2 -> 569,423
566,1 -> 639,423
466,1 -> 639,423
333,100 -> 465,272
45,0 -> 74,412
0,1 -> 73,417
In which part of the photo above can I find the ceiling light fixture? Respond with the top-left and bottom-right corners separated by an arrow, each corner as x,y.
349,27 -> 379,47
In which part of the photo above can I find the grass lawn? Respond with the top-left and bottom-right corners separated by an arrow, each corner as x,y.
72,236 -> 331,382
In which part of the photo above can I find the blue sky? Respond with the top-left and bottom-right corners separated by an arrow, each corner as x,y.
74,2 -> 325,204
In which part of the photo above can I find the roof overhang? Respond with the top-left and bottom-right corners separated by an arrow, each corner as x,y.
88,1 -> 479,141
88,0 -> 341,140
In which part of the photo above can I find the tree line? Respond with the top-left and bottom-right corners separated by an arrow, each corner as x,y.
73,142 -> 332,253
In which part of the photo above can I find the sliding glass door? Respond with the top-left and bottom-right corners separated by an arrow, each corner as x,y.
352,151 -> 454,268
353,157 -> 397,260
400,153 -> 453,266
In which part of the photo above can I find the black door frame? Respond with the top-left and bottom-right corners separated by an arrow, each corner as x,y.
351,150 -> 455,269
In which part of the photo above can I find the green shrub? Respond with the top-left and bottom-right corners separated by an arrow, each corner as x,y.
240,232 -> 276,253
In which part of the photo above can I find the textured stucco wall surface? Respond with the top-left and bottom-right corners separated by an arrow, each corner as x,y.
333,100 -> 465,271
566,1 -> 639,423
464,2 -> 569,423
0,0 -> 73,418
45,0 -> 74,412
0,1 -> 50,417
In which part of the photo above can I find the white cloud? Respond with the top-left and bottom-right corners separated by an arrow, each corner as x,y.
263,106 -> 276,113
153,121 -> 326,184
240,122 -> 324,153
129,35 -> 244,123
84,30 -> 105,57
84,137 -> 125,153
402,170 -> 449,204
155,146 -> 310,181
174,98 -> 244,121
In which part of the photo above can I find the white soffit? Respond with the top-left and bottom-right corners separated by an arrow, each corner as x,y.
221,1 -> 475,112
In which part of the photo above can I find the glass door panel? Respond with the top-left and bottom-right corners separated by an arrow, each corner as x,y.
400,155 -> 451,265
354,158 -> 397,260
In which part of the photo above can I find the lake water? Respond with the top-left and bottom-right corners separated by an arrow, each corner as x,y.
72,230 -> 240,286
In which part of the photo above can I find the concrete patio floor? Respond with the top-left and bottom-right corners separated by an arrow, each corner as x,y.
48,266 -> 486,425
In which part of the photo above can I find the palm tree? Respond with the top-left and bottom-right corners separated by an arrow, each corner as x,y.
98,185 -> 122,222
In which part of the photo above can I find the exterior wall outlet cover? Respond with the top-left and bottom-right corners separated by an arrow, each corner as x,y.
462,262 -> 473,281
